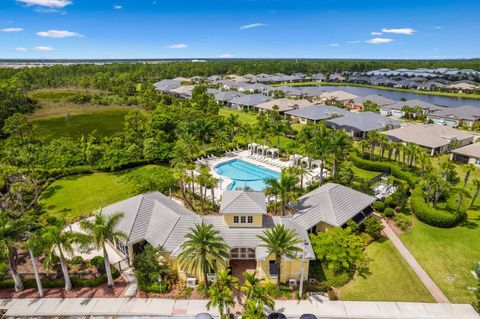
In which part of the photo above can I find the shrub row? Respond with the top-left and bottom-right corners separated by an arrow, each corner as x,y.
0,269 -> 119,290
410,188 -> 464,228
350,152 -> 419,187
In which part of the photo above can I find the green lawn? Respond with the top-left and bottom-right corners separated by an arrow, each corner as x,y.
339,238 -> 435,302
219,107 -> 258,125
32,109 -> 129,141
351,165 -> 381,180
39,166 -> 163,221
399,210 -> 480,303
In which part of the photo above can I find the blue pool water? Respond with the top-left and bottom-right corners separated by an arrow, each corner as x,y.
214,159 -> 280,191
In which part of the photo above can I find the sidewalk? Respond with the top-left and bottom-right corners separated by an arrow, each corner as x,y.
1,297 -> 479,318
381,219 -> 450,303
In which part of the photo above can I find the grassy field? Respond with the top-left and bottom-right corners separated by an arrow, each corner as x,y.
351,165 -> 381,180
274,81 -> 480,99
39,166 -> 163,222
399,210 -> 480,303
33,109 -> 130,141
339,238 -> 435,302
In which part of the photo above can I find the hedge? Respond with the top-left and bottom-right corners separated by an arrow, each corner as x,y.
350,152 -> 419,187
372,201 -> 385,212
0,268 -> 120,290
410,188 -> 465,228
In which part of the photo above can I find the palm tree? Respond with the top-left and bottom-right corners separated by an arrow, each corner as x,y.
463,164 -> 476,189
0,212 -> 29,292
329,130 -> 350,178
178,222 -> 230,289
453,187 -> 470,215
265,178 -> 280,214
207,269 -> 239,318
257,224 -> 302,286
25,233 -> 44,297
41,224 -> 83,291
196,119 -> 214,155
265,171 -> 299,216
366,130 -> 380,159
242,123 -> 257,153
359,140 -> 369,158
226,114 -> 241,145
468,179 -> 480,210
80,210 -> 127,287
241,271 -> 275,312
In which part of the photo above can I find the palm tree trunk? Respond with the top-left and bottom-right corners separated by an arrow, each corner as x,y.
103,245 -> 114,287
281,197 -> 286,216
319,162 -> 324,184
276,255 -> 282,287
58,247 -> 72,291
468,187 -> 479,210
191,171 -> 195,193
29,248 -> 44,297
204,271 -> 210,290
8,248 -> 23,292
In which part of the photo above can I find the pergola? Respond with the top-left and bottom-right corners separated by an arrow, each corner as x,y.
300,157 -> 311,168
248,143 -> 259,154
289,154 -> 303,165
266,148 -> 279,159
311,159 -> 323,169
256,145 -> 269,155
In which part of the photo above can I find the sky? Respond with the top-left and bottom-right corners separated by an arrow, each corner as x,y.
0,0 -> 479,59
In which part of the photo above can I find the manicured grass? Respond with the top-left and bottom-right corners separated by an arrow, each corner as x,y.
32,109 -> 129,141
339,238 -> 435,302
39,166 -> 164,222
399,210 -> 480,303
219,107 -> 258,125
274,81 -> 480,99
351,165 -> 381,180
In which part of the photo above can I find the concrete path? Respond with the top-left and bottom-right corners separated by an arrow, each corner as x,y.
1,297 -> 479,318
381,219 -> 450,303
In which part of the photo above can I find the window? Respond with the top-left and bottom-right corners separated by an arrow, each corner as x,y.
247,216 -> 253,223
269,261 -> 279,277
231,247 -> 255,259
233,216 -> 239,223
240,216 -> 246,223
476,158 -> 480,166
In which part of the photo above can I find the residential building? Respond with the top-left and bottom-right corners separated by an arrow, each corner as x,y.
170,85 -> 195,98
153,80 -> 182,93
381,124 -> 475,155
380,99 -> 445,117
326,112 -> 401,138
319,90 -> 358,103
351,95 -> 396,111
214,91 -> 244,106
451,143 -> 480,165
427,105 -> 480,128
253,98 -> 311,113
102,191 -> 314,285
290,183 -> 376,234
285,105 -> 350,124
229,94 -> 271,110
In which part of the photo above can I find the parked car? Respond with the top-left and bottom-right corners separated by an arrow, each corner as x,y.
195,313 -> 213,319
300,314 -> 318,319
267,313 -> 287,319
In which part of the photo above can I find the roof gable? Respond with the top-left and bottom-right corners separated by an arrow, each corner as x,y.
220,190 -> 267,214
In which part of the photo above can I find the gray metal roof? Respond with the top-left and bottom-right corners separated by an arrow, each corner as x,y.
220,190 -> 266,214
285,105 -> 349,121
214,91 -> 244,102
429,105 -> 480,121
102,192 -> 201,251
353,95 -> 396,106
326,112 -> 400,132
153,80 -> 182,92
383,99 -> 445,111
229,93 -> 271,107
291,183 -> 376,229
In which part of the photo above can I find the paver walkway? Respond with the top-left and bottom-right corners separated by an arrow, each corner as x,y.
381,219 -> 450,303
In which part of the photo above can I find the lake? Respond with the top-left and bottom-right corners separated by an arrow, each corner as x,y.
318,85 -> 480,108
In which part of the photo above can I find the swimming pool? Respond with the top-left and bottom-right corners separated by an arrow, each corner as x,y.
214,159 -> 280,191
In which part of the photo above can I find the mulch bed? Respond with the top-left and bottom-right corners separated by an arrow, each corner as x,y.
0,276 -> 127,299
385,217 -> 405,235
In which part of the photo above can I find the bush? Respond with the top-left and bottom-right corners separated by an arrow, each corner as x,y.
393,214 -> 411,231
139,281 -> 170,294
350,152 -> 419,187
0,261 -> 7,281
69,256 -> 84,266
327,288 -> 338,300
410,187 -> 464,228
363,216 -> 383,239
372,201 -> 385,212
90,256 -> 105,274
383,207 -> 395,218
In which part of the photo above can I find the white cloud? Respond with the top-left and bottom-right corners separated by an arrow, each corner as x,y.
218,53 -> 233,58
165,43 -> 188,49
348,40 -> 361,44
381,28 -> 416,35
329,43 -> 340,47
0,27 -> 23,32
36,30 -> 82,38
240,23 -> 266,30
113,5 -> 122,9
17,0 -> 72,8
365,38 -> 394,44
371,31 -> 382,35
434,26 -> 443,30
32,46 -> 54,51
16,47 -> 28,51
